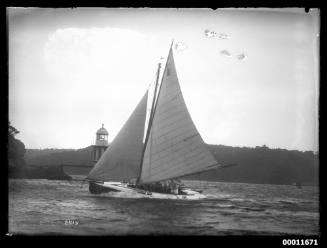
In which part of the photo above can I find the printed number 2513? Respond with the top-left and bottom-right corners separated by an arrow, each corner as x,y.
64,220 -> 78,225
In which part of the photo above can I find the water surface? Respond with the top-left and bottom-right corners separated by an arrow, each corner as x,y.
8,177 -> 319,235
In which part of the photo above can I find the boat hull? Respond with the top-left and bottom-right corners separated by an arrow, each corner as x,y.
90,182 -> 207,200
89,181 -> 120,194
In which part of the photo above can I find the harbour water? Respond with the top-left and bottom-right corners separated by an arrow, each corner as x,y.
8,177 -> 319,235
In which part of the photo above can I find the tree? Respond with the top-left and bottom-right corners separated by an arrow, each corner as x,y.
9,122 -> 19,137
8,122 -> 26,178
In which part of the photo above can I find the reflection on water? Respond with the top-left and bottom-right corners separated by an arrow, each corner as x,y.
9,177 -> 319,235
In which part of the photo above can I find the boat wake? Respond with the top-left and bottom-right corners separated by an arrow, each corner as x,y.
89,190 -> 234,201
100,191 -> 150,199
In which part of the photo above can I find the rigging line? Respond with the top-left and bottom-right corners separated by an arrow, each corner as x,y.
147,64 -> 160,90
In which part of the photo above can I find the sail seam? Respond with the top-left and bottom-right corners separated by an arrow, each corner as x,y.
142,162 -> 220,183
147,151 -> 215,177
155,163 -> 221,183
146,148 -> 213,175
151,130 -> 199,152
153,122 -> 194,142
146,134 -> 202,160
155,108 -> 187,124
153,102 -> 183,119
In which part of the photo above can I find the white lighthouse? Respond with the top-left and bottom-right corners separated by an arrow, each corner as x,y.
92,124 -> 109,162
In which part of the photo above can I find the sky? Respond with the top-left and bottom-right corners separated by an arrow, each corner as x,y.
8,8 -> 319,151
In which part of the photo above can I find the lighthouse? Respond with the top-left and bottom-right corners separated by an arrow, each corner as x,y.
92,124 -> 109,162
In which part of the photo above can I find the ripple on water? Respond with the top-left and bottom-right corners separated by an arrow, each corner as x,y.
8,179 -> 319,235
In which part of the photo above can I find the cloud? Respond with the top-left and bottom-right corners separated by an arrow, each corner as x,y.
220,49 -> 232,57
204,29 -> 217,38
218,32 -> 230,39
236,53 -> 247,60
174,41 -> 187,52
204,29 -> 230,40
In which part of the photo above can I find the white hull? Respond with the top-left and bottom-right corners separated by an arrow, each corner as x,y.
95,182 -> 207,200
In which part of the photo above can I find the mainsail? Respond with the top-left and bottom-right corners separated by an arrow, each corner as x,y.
139,47 -> 219,184
87,91 -> 148,182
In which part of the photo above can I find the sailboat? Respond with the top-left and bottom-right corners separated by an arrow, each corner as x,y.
86,41 -> 221,199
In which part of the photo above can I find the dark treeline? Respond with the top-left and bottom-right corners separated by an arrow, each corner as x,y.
25,148 -> 75,160
184,145 -> 318,186
8,123 -> 26,178
23,144 -> 319,186
8,123 -> 71,180
25,146 -> 94,166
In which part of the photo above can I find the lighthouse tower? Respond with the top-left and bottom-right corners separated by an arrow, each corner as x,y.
92,124 -> 109,162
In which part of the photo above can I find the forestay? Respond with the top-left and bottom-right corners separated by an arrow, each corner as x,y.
140,48 -> 219,184
87,91 -> 148,182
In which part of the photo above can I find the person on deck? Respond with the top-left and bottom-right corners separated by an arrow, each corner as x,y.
168,180 -> 176,194
163,181 -> 169,193
173,183 -> 179,194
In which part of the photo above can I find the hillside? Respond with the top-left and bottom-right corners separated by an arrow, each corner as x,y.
26,146 -> 94,166
25,145 -> 319,186
185,145 -> 318,186
25,148 -> 75,160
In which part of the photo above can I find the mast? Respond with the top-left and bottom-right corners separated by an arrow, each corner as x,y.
136,62 -> 161,184
137,40 -> 174,184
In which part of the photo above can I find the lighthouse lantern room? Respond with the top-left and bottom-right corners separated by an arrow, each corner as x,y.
92,124 -> 109,162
